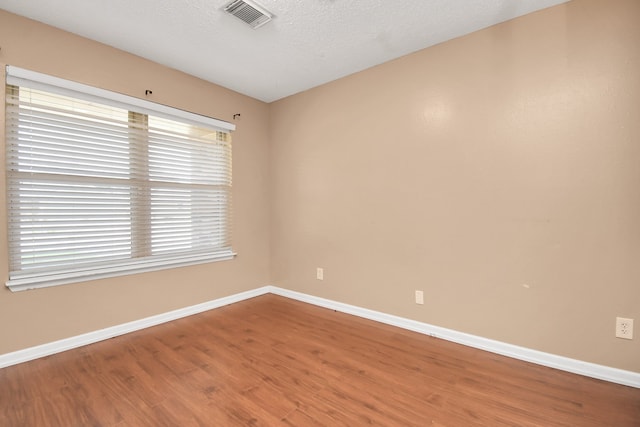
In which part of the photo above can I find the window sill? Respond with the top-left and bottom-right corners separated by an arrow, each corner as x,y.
5,251 -> 236,292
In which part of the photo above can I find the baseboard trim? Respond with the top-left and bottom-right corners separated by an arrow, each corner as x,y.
267,286 -> 640,389
0,286 -> 271,369
1,284 -> 638,389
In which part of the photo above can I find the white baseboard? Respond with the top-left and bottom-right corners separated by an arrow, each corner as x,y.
267,286 -> 640,389
0,286 -> 271,369
1,284 -> 638,389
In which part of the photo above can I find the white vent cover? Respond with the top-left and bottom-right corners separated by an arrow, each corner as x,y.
223,0 -> 273,29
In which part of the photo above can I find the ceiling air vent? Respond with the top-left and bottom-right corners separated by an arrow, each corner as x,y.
223,0 -> 273,29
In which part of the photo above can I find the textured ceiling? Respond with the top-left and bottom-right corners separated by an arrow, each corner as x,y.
0,0 -> 569,102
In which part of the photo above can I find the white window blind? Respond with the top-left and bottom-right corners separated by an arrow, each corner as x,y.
5,66 -> 235,291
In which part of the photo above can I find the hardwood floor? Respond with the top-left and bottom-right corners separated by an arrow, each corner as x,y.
1,294 -> 638,426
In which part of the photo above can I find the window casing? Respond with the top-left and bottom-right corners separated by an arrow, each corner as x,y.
4,66 -> 235,291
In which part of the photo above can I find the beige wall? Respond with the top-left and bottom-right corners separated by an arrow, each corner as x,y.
0,11 -> 271,353
270,0 -> 640,372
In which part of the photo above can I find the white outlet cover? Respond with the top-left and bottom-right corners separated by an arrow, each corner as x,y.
615,317 -> 634,340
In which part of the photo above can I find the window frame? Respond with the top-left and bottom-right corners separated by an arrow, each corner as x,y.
4,66 -> 236,291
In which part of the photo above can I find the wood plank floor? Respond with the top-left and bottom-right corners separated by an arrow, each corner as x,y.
1,294 -> 639,426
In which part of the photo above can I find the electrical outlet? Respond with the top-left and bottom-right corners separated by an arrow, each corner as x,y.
415,290 -> 424,305
615,317 -> 634,340
316,267 -> 324,280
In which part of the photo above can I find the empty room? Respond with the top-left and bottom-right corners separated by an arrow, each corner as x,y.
0,0 -> 639,425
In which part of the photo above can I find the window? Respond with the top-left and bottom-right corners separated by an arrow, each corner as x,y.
4,66 -> 235,291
